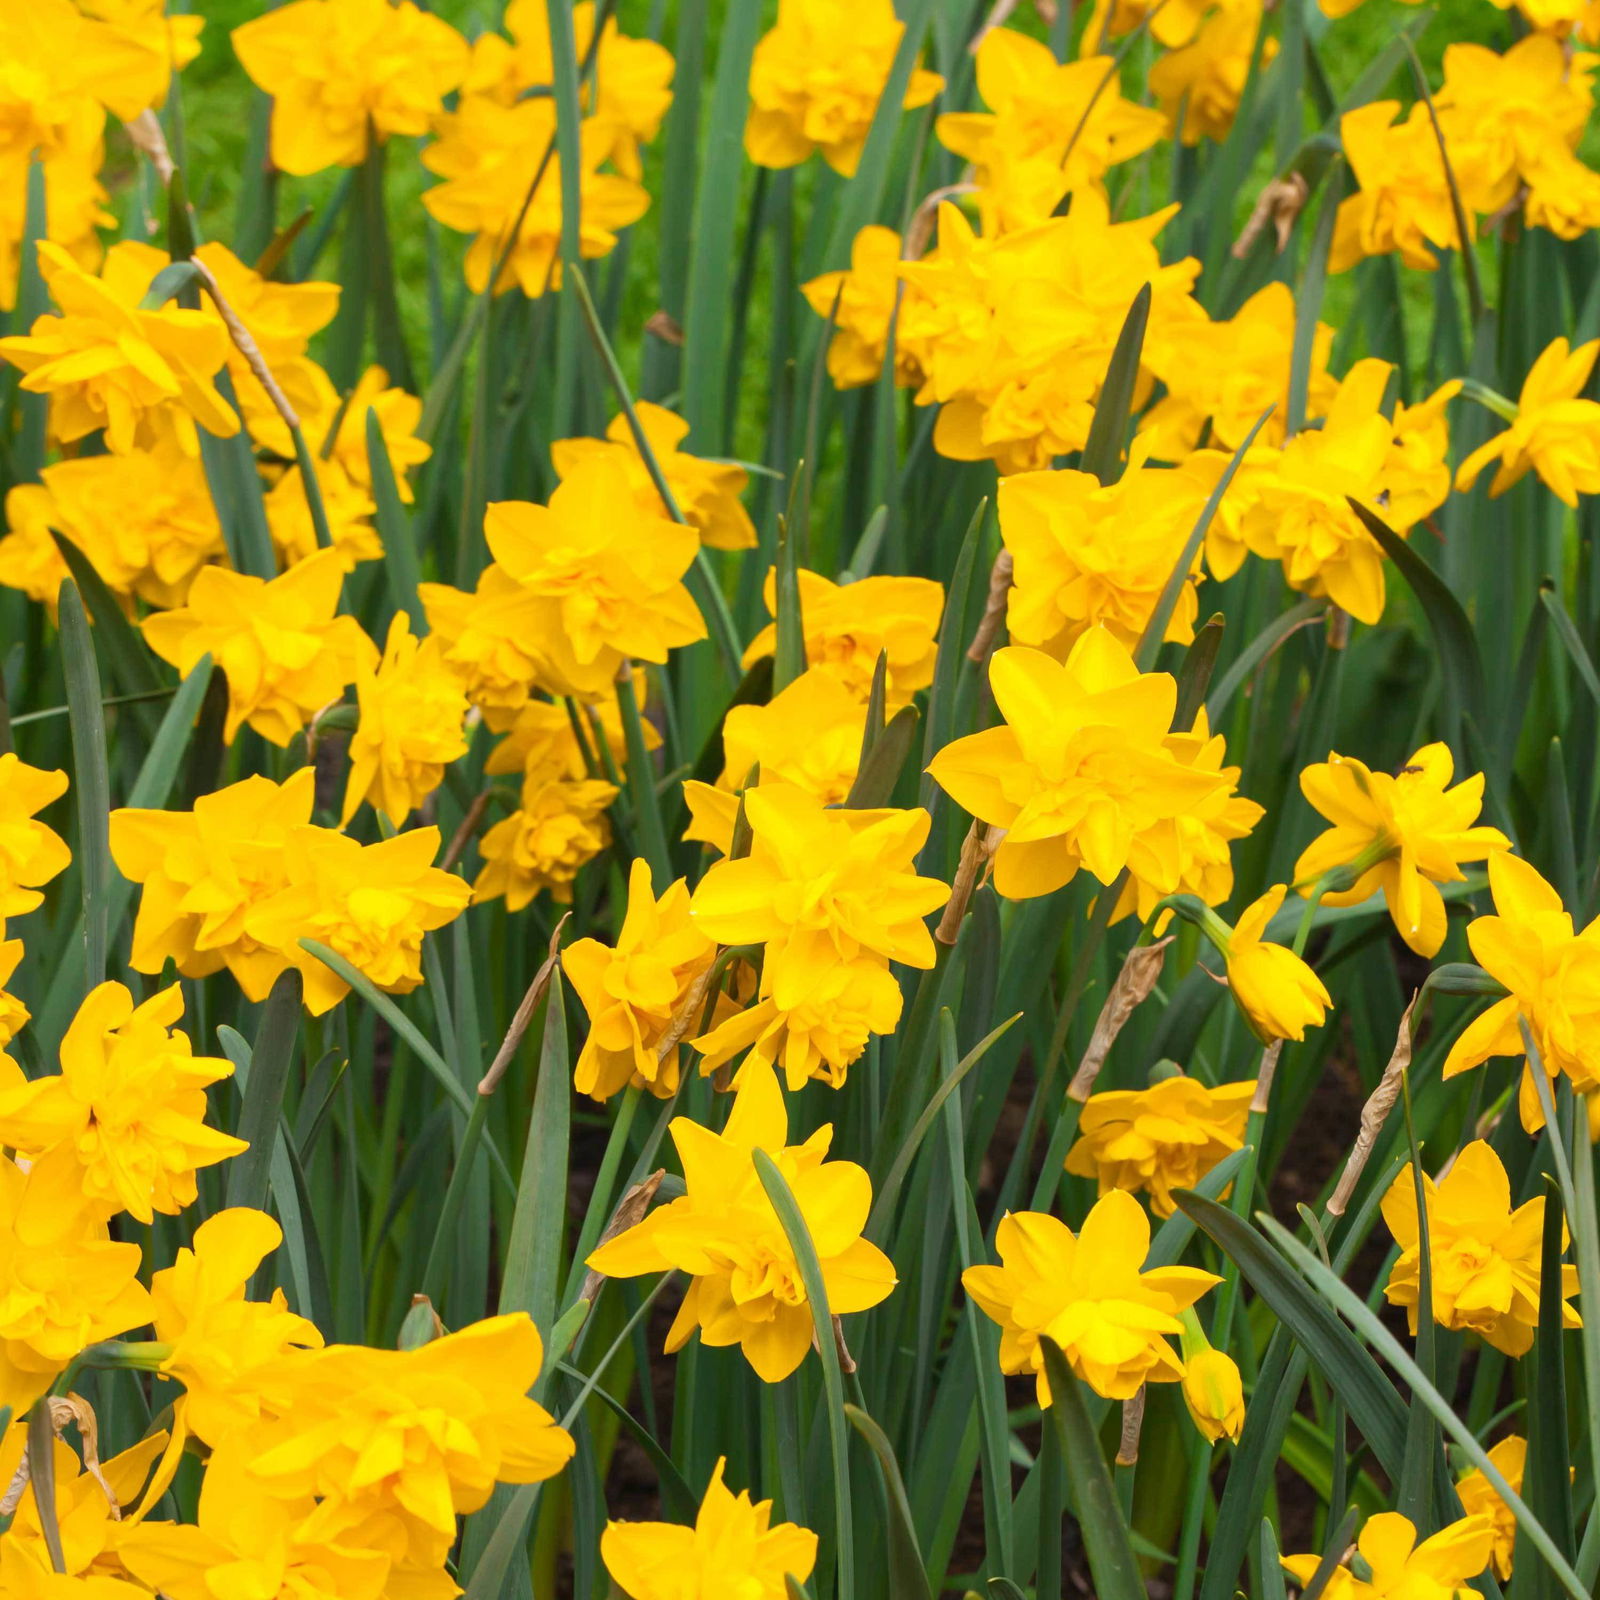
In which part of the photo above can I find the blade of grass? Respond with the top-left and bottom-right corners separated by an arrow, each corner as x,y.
224,970 -> 304,1213
1037,1340 -> 1146,1600
1080,285 -> 1151,485
1260,1212 -> 1588,1600
58,580 -> 110,994
845,1405 -> 935,1600
1136,407 -> 1274,670
755,1149 -> 856,1600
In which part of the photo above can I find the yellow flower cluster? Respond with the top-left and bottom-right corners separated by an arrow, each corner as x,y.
1334,39 -> 1600,272
110,767 -> 470,1015
0,0 -> 198,309
422,0 -> 668,295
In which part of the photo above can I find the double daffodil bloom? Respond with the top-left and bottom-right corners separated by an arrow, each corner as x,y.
1282,1511 -> 1494,1600
1294,742 -> 1509,957
1381,1140 -> 1579,1357
586,1060 -> 896,1382
962,1189 -> 1221,1403
1456,337 -> 1600,507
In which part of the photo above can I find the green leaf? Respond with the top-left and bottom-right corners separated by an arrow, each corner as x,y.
917,498 -> 986,815
1347,497 -> 1486,754
754,1149 -> 855,1600
774,513 -> 806,692
297,939 -> 514,1199
58,581 -> 110,994
225,970 -> 304,1213
1174,614 -> 1225,731
25,1402 -> 66,1572
1080,284 -> 1150,486
1037,1340 -> 1146,1600
1258,1213 -> 1589,1600
197,371 -> 278,580
1136,407 -> 1275,671
1538,582 -> 1600,710
680,0 -> 764,451
844,704 -> 919,807
1259,1520 -> 1289,1600
868,1012 -> 1020,1235
499,971 -> 571,1345
1175,1192 -> 1410,1479
367,405 -> 425,630
845,1405 -> 935,1600
1524,1179 -> 1577,1582
48,533 -> 165,740
1206,597 -> 1326,720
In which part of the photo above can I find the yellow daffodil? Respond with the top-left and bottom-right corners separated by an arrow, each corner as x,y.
743,567 -> 943,706
1455,1436 -> 1527,1580
232,0 -> 469,176
0,241 -> 239,454
121,1438 -> 389,1600
1111,709 -> 1265,924
0,754 -> 70,917
566,858 -> 722,1102
423,95 -> 650,297
745,0 -> 942,177
962,1190 -> 1221,1403
1442,852 -> 1600,1130
1214,884 -> 1332,1042
601,1457 -> 818,1600
420,564 -> 560,730
1140,282 -> 1336,459
1066,1075 -> 1256,1217
245,824 -> 471,1015
110,768 -> 314,1002
1294,743 -> 1510,956
689,782 -> 949,993
927,636 -> 1236,900
484,676 -> 655,785
465,0 -> 674,180
1331,101 -> 1471,273
715,667 -> 868,803
0,1148 -> 152,1416
474,776 -> 619,910
1177,1307 -> 1245,1442
0,981 -> 244,1223
1432,36 -> 1596,220
802,225 -> 916,390
247,1315 -> 574,1569
894,192 -> 1202,472
587,1059 -> 897,1381
1151,0 -> 1276,146
141,550 -> 378,746
1000,451 -> 1210,657
0,922 -> 26,1048
0,1415 -> 165,1580
1283,1511 -> 1494,1600
693,951 -> 905,1091
264,457 -> 382,573
552,402 -> 756,551
936,29 -> 1163,228
1237,358 -> 1451,623
1456,337 -> 1600,507
480,460 -> 706,698
1381,1140 -> 1579,1357
0,4 -> 121,309
244,362 -> 430,506
149,1207 -> 323,1452
342,614 -> 471,829
0,444 -> 223,612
